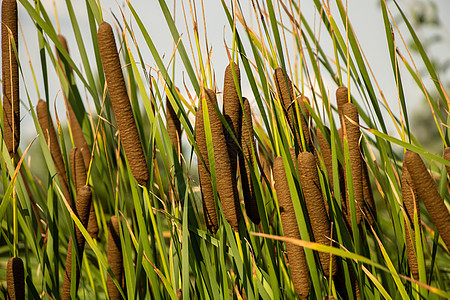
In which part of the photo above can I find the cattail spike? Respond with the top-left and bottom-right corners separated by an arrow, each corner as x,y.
273,156 -> 310,298
107,216 -> 124,300
7,257 -> 24,300
97,22 -> 149,186
404,150 -> 450,249
2,0 -> 19,155
239,98 -> 260,224
444,147 -> 450,178
166,95 -> 182,158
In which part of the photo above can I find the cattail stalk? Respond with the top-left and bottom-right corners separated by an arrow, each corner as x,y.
7,257 -> 24,300
401,164 -> 422,280
298,152 -> 337,277
223,63 -> 241,175
273,156 -> 310,298
107,216 -> 124,300
195,92 -> 218,232
97,22 -> 148,186
239,98 -> 260,224
342,103 -> 364,225
205,89 -> 241,230
404,150 -> 450,249
62,186 -> 92,300
2,0 -> 19,155
70,148 -> 98,239
37,99 -> 72,207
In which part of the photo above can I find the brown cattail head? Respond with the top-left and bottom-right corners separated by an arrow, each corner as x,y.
7,257 -> 24,300
239,98 -> 260,224
166,95 -> 182,157
298,152 -> 337,277
2,0 -> 19,155
107,216 -> 124,300
176,288 -> 183,300
336,86 -> 349,119
223,62 -> 242,175
37,99 -> 72,207
273,67 -> 294,115
258,142 -> 273,186
62,186 -> 92,300
273,156 -> 310,298
401,164 -> 422,280
56,34 -> 72,75
204,89 -> 241,230
404,150 -> 450,249
97,22 -> 149,186
195,92 -> 218,232
362,160 -> 376,226
444,147 -> 450,178
342,102 -> 363,225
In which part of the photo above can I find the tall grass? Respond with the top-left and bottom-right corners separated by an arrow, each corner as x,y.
1,0 -> 449,299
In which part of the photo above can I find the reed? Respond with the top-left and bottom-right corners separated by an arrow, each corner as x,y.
107,215 -> 124,300
404,150 -> 450,249
342,102 -> 363,225
97,22 -> 149,186
401,164 -> 422,280
195,90 -> 218,232
239,97 -> 260,224
7,257 -> 24,300
298,152 -> 337,277
37,99 -> 72,207
273,156 -> 310,298
2,0 -> 19,155
223,62 -> 241,175
61,186 -> 92,300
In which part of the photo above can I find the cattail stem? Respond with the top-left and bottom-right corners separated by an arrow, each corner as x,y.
401,164 -> 422,280
404,150 -> 450,249
62,186 -> 92,300
239,98 -> 260,224
37,99 -> 72,207
7,257 -> 24,300
298,152 -> 337,277
273,156 -> 310,298
107,216 -> 124,300
97,22 -> 149,186
2,0 -> 19,155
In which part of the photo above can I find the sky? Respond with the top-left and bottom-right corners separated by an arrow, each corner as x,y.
14,0 -> 450,149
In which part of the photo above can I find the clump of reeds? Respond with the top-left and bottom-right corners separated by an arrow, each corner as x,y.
166,95 -> 182,158
401,164 -> 422,280
97,22 -> 149,186
223,62 -> 241,175
273,156 -> 310,298
195,91 -> 218,232
404,150 -> 450,249
2,0 -> 19,156
342,102 -> 363,225
7,256 -> 24,300
37,99 -> 71,206
61,185 -> 92,299
298,152 -> 337,277
107,215 -> 124,300
239,97 -> 260,224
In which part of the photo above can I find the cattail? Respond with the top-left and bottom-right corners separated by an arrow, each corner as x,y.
166,95 -> 182,158
445,147 -> 450,177
62,186 -> 92,300
239,98 -> 260,224
176,288 -> 182,300
362,160 -> 376,226
2,0 -> 19,155
70,148 -> 98,239
97,22 -> 149,186
336,86 -> 349,120
107,216 -> 124,300
273,156 -> 310,298
56,34 -> 91,169
205,89 -> 241,230
342,103 -> 363,225
7,257 -> 24,300
404,150 -> 450,249
401,164 -> 422,280
195,92 -> 218,232
298,152 -> 337,277
37,99 -> 72,207
258,142 -> 273,186
315,127 -> 333,216
223,62 -> 242,175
